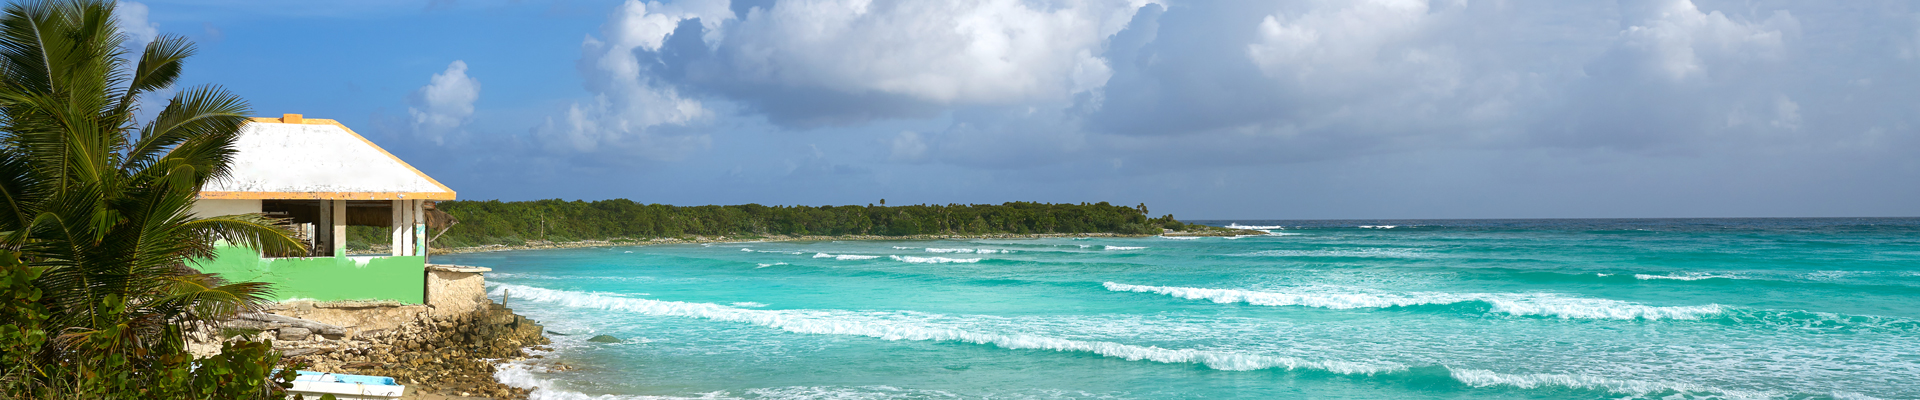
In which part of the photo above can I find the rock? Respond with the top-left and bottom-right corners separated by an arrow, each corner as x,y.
586,335 -> 621,343
277,326 -> 312,341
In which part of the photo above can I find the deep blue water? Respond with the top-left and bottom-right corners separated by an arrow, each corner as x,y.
439,218 -> 1920,399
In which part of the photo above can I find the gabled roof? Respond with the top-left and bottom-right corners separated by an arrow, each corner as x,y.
198,114 -> 455,200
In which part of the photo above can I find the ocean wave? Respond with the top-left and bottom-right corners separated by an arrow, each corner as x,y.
923,248 -> 1007,254
1104,246 -> 1147,250
891,246 -> 916,250
498,363 -> 724,400
740,248 -> 753,252
1226,223 -> 1286,230
1447,368 -> 1781,399
890,255 -> 983,264
1102,283 -> 1725,320
1358,225 -> 1398,229
1235,248 -> 1422,258
1157,236 -> 1201,240
730,302 -> 768,308
1635,273 -> 1740,281
754,262 -> 787,268
812,253 -> 881,260
489,283 -> 1405,376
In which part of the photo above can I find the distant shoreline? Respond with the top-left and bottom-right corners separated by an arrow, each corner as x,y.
429,228 -> 1265,255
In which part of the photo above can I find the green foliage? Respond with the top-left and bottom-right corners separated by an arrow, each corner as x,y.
431,200 -> 1183,246
0,1 -> 303,398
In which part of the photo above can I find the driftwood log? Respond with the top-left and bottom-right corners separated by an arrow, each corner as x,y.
236,313 -> 347,336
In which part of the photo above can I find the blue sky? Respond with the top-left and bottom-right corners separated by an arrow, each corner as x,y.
129,0 -> 1920,219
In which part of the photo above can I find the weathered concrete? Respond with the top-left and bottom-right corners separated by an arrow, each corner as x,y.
426,265 -> 490,318
267,300 -> 431,338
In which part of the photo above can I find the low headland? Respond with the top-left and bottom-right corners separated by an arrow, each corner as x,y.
347,200 -> 1260,254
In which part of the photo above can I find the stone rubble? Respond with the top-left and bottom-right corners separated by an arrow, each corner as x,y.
210,302 -> 550,399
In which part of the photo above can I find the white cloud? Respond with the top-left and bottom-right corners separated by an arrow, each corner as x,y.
407,60 -> 480,145
1246,0 -> 1433,82
115,1 -> 159,48
1612,0 -> 1797,82
538,0 -> 726,155
713,0 -> 1152,104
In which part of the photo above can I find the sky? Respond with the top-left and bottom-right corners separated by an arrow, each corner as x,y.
126,0 -> 1920,219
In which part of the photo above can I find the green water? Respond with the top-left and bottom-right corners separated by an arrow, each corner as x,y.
439,218 -> 1920,399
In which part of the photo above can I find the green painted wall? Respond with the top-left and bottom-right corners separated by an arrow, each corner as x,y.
189,246 -> 424,304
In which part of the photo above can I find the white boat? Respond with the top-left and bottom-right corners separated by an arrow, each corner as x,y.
286,370 -> 405,400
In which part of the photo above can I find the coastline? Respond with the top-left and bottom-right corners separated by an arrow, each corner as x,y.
431,228 -> 1265,255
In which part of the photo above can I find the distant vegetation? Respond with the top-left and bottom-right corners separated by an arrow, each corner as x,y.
420,199 -> 1193,248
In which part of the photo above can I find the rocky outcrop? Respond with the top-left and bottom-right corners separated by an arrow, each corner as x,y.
273,302 -> 551,399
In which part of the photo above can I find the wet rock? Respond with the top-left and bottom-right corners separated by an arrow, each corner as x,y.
586,335 -> 621,343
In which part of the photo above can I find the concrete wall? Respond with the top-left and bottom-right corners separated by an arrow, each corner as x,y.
190,199 -> 262,218
189,246 -> 426,304
426,266 -> 489,318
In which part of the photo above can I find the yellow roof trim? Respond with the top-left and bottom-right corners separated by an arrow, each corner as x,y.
199,191 -> 457,200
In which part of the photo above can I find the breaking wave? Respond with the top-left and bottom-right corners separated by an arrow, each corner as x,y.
1226,223 -> 1286,230
493,283 -> 1853,400
1636,273 -> 1741,281
812,253 -> 881,260
489,283 -> 1404,376
924,248 -> 1009,254
890,255 -> 983,264
1104,246 -> 1147,250
1102,282 -> 1725,320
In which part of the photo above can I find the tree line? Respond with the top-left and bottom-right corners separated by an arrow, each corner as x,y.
424,199 -> 1190,247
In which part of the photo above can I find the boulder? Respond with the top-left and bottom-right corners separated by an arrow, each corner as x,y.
586,335 -> 621,343
277,326 -> 312,341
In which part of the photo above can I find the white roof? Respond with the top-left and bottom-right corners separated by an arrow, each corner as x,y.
199,115 -> 454,200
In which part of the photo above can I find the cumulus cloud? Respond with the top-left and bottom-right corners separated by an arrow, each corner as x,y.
650,0 -> 1155,127
536,0 -> 728,157
114,1 -> 159,48
407,60 -> 481,145
512,0 -> 1919,217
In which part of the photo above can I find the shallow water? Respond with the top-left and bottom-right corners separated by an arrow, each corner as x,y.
439,218 -> 1920,399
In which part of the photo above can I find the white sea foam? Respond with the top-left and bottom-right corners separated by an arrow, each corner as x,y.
891,246 -> 916,250
1236,248 -> 1421,258
812,253 -> 881,260
1448,368 -> 1780,399
1104,246 -> 1147,250
497,362 -> 724,399
1158,236 -> 1201,240
740,248 -> 753,252
924,248 -> 974,253
489,284 -> 1404,376
754,262 -> 788,268
1226,223 -> 1286,230
731,302 -> 769,308
1635,273 -> 1739,281
890,255 -> 983,264
1358,225 -> 1398,229
1103,282 -> 1726,320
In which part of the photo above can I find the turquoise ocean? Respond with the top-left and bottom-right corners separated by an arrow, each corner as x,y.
437,218 -> 1920,399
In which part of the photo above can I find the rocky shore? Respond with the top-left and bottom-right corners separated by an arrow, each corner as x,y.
211,301 -> 551,399
435,227 -> 1265,255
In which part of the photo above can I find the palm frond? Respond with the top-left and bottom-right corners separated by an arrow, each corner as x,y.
179,213 -> 307,259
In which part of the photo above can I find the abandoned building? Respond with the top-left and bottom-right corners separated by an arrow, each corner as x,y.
189,114 -> 466,304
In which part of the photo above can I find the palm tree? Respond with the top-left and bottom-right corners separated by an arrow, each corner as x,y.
0,0 -> 305,397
